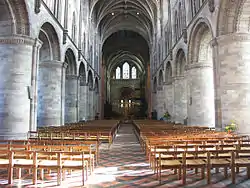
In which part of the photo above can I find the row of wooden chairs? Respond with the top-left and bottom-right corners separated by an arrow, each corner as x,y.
133,120 -> 250,185
0,150 -> 88,186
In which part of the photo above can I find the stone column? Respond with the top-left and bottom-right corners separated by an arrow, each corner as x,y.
173,76 -> 188,124
157,87 -> 165,119
79,82 -> 88,121
0,35 -> 35,139
30,38 -> 42,132
186,63 -> 215,127
164,82 -> 174,119
37,61 -> 64,127
60,62 -> 67,125
216,33 -> 250,134
88,89 -> 94,120
65,75 -> 78,123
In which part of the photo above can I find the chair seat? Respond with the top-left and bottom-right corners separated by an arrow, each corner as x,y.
14,159 -> 33,166
63,160 -> 88,167
235,158 -> 250,165
38,160 -> 58,166
186,159 -> 206,165
161,160 -> 181,166
155,154 -> 173,159
0,159 -> 9,165
210,159 -> 230,165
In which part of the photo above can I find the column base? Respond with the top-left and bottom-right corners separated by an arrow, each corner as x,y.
0,132 -> 28,140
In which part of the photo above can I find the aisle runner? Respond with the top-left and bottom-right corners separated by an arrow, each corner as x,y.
86,124 -> 158,187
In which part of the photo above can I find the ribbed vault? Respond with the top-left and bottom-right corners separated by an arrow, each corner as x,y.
90,0 -> 158,43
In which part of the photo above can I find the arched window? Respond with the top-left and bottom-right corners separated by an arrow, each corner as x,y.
123,62 -> 130,79
131,66 -> 137,79
116,67 -> 121,79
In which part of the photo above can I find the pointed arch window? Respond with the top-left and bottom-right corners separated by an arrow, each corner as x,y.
116,67 -> 121,79
131,66 -> 137,79
123,62 -> 130,79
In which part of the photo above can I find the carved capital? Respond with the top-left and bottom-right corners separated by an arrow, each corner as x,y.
210,38 -> 218,47
63,29 -> 68,44
0,35 -> 35,46
169,50 -> 173,60
183,28 -> 187,44
78,49 -> 82,61
39,61 -> 64,68
66,75 -> 78,80
185,63 -> 213,71
208,0 -> 215,13
63,62 -> 68,69
34,0 -> 41,14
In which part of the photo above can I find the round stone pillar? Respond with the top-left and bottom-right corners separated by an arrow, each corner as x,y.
164,83 -> 174,119
216,33 -> 250,134
0,35 -> 35,139
156,87 -> 164,119
37,61 -> 64,127
65,75 -> 78,123
186,63 -> 215,127
79,81 -> 88,121
88,89 -> 94,120
173,76 -> 188,124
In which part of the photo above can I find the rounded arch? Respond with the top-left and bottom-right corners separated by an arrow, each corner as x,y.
188,18 -> 214,64
38,22 -> 60,61
165,61 -> 172,83
158,70 -> 164,86
87,70 -> 94,89
94,77 -> 99,93
0,0 -> 30,35
79,62 -> 86,84
175,49 -> 186,76
65,48 -> 77,75
217,0 -> 243,36
153,77 -> 157,93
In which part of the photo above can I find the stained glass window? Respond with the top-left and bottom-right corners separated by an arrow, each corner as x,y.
131,66 -> 137,79
116,67 -> 121,79
123,62 -> 130,79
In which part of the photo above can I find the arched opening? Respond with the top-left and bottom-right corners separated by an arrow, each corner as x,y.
37,22 -> 61,127
158,70 -> 164,87
165,61 -> 173,118
174,49 -> 188,124
87,70 -> 94,119
165,62 -> 172,84
188,21 -> 215,127
64,49 -> 77,123
94,77 -> 99,119
0,0 -> 29,36
78,62 -> 87,121
103,31 -> 149,119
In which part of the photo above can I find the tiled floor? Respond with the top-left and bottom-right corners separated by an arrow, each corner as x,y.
1,124 -> 250,187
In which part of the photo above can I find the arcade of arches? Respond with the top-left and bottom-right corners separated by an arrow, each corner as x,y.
1,0 -> 250,139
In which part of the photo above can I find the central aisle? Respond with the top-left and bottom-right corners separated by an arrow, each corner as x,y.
86,123 -> 156,187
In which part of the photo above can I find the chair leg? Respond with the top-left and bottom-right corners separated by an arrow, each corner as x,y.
8,166 -> 13,185
57,168 -> 62,186
224,167 -> 228,178
182,167 -> 186,184
201,167 -> 205,179
207,167 -> 211,184
247,167 -> 250,179
33,167 -> 37,185
231,166 -> 235,184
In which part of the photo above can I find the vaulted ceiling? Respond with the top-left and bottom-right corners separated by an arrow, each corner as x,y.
90,0 -> 158,43
90,0 -> 159,73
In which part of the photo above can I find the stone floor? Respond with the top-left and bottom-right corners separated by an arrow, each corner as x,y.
1,124 -> 250,187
